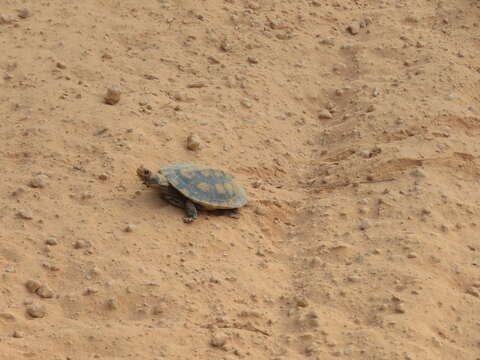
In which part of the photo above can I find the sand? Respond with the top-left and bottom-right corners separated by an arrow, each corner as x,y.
1,0 -> 480,359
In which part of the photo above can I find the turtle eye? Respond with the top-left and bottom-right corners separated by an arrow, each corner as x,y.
143,169 -> 151,176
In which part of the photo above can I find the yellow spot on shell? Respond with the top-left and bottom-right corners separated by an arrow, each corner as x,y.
224,183 -> 233,194
215,184 -> 226,193
201,170 -> 211,176
180,169 -> 194,178
197,182 -> 210,192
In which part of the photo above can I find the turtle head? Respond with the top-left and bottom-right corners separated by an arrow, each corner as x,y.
136,166 -> 170,190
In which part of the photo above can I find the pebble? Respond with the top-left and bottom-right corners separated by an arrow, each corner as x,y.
26,305 -> 46,318
296,297 -> 309,307
358,150 -> 371,158
124,224 -> 136,232
84,287 -> 99,295
81,191 -> 94,200
410,168 -> 426,178
98,173 -> 108,181
36,285 -> 54,299
0,14 -> 15,24
210,332 -> 228,348
186,133 -> 202,151
0,312 -> 16,321
17,8 -> 29,19
29,174 -> 49,188
12,330 -> 24,338
17,209 -> 33,220
46,236 -> 58,246
318,109 -> 333,119
56,62 -> 67,69
347,21 -> 361,35
394,303 -> 406,313
74,240 -> 88,249
106,298 -> 117,310
25,280 -> 41,293
104,85 -> 121,105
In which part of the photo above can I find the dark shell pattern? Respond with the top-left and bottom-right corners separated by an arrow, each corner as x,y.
160,162 -> 247,209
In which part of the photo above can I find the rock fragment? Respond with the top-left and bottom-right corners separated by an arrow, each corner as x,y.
25,280 -> 41,293
0,14 -> 15,24
17,8 -> 30,18
347,21 -> 360,35
36,285 -> 54,299
318,109 -> 333,119
210,332 -> 228,348
186,134 -> 202,151
17,209 -> 33,220
12,330 -> 24,338
30,174 -> 48,188
46,237 -> 58,246
124,224 -> 136,232
26,305 -> 46,318
104,85 -> 121,105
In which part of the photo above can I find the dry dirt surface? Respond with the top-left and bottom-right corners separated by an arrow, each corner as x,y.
1,0 -> 480,359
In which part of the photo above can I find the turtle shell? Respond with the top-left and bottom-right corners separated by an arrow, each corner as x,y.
160,162 -> 247,210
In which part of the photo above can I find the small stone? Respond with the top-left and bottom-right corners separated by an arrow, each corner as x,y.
296,297 -> 309,307
359,219 -> 370,230
247,57 -> 258,64
220,39 -> 232,52
0,14 -> 15,24
56,62 -> 66,69
366,104 -> 375,112
152,305 -> 164,315
466,287 -> 479,297
26,305 -> 46,318
74,240 -> 88,249
46,237 -> 58,246
186,133 -> 202,151
318,109 -> 333,119
187,82 -> 206,89
407,252 -> 418,259
210,332 -> 228,348
240,98 -> 252,108
81,191 -> 94,200
106,298 -> 117,310
0,312 -> 16,321
98,173 -> 108,181
358,150 -> 371,158
124,224 -> 136,232
394,303 -> 406,314
36,285 -> 54,299
30,174 -> 49,188
17,209 -> 33,220
12,330 -> 24,338
17,8 -> 30,19
347,21 -> 360,35
410,168 -> 426,178
84,287 -> 99,295
25,280 -> 41,293
104,85 -> 121,105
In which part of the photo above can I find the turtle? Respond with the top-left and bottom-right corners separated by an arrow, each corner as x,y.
136,162 -> 247,223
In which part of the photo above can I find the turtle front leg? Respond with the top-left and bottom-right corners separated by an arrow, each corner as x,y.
183,200 -> 198,223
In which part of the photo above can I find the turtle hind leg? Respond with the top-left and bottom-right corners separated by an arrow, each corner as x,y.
183,200 -> 198,223
210,208 -> 240,219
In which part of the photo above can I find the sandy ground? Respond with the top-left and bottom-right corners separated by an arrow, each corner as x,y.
1,0 -> 480,359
